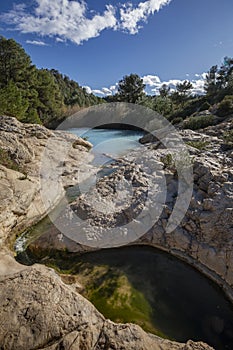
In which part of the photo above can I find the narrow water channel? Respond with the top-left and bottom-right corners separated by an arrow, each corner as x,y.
15,128 -> 233,350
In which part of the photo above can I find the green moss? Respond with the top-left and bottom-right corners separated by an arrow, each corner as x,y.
29,255 -> 167,338
0,147 -> 22,172
186,140 -> 210,150
86,268 -> 160,335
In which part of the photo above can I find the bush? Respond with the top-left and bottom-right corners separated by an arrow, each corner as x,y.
169,96 -> 207,121
172,117 -> 183,125
186,140 -> 209,150
199,101 -> 210,111
216,95 -> 233,117
223,129 -> 233,149
183,115 -> 215,130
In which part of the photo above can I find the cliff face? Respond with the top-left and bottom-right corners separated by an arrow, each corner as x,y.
0,115 -> 227,349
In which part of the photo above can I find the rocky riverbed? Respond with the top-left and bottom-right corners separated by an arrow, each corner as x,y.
1,115 -> 232,349
29,120 -> 233,302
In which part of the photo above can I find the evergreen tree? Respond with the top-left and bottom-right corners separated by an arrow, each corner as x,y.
36,69 -> 64,124
0,37 -> 103,125
204,65 -> 218,95
217,57 -> 233,93
117,74 -> 145,103
0,81 -> 29,119
50,69 -> 101,107
0,36 -> 32,88
174,80 -> 193,107
159,84 -> 170,98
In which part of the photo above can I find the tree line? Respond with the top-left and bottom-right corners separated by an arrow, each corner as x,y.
0,36 -> 232,127
0,36 -> 102,126
109,57 -> 233,122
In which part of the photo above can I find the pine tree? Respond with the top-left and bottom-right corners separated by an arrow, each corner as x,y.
204,65 -> 218,95
0,81 -> 29,119
0,36 -> 32,88
117,74 -> 145,103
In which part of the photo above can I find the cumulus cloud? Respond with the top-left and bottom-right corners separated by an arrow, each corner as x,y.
0,0 -> 173,45
92,89 -> 106,96
119,0 -> 172,34
85,84 -> 118,96
0,0 -> 116,45
26,40 -> 48,46
83,86 -> 92,94
190,79 -> 205,95
143,74 -> 161,86
146,74 -> 206,95
87,74 -> 206,97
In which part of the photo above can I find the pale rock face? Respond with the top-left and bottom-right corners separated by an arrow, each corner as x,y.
66,125 -> 233,302
0,265 -> 213,350
0,116 -> 94,248
0,116 -> 230,349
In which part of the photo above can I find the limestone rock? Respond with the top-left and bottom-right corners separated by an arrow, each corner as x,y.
0,116 -> 94,249
68,127 -> 233,301
0,265 -> 213,350
0,116 -> 229,349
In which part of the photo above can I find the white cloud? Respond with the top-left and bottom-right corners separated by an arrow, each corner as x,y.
102,87 -> 113,95
83,86 -> 92,94
119,0 -> 172,34
110,85 -> 118,91
190,79 -> 205,95
87,73 -> 206,97
56,37 -> 66,43
0,0 -> 173,45
92,89 -> 106,96
147,75 -> 206,95
1,0 -> 117,45
86,85 -> 117,96
143,74 -> 161,86
26,40 -> 48,46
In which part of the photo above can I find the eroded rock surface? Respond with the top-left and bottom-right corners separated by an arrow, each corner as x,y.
65,126 -> 233,302
0,115 -> 93,248
0,264 -> 213,350
0,116 -> 229,349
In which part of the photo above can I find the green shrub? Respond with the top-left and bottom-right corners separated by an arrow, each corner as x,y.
160,153 -> 173,168
183,114 -> 215,130
216,95 -> 233,117
223,129 -> 233,149
186,140 -> 209,150
199,101 -> 210,111
172,117 -> 183,125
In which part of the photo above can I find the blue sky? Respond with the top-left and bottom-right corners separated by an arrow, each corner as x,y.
0,0 -> 233,96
